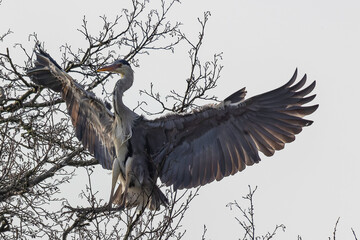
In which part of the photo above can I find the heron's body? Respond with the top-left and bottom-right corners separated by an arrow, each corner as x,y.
27,50 -> 318,210
109,67 -> 166,209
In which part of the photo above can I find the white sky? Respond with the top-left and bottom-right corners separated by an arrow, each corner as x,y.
1,0 -> 360,239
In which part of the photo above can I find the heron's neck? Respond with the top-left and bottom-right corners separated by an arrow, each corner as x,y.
113,71 -> 134,116
113,73 -> 137,144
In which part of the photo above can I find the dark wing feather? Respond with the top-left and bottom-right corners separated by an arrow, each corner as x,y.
142,69 -> 318,190
27,51 -> 116,170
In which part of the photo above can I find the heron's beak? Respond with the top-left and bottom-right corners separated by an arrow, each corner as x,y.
97,64 -> 117,72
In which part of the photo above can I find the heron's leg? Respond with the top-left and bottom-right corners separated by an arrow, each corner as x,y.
108,158 -> 121,208
120,179 -> 129,207
120,165 -> 135,208
120,156 -> 133,208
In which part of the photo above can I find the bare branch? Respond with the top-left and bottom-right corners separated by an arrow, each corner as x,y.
329,217 -> 340,240
352,228 -> 358,240
139,11 -> 222,115
226,186 -> 285,240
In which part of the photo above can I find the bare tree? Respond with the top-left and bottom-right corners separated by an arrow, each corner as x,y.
225,187 -> 358,240
226,186 -> 286,240
326,217 -> 359,240
1,1 -> 356,239
0,1 -> 221,239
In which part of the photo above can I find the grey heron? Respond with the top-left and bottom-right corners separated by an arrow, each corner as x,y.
27,50 -> 318,210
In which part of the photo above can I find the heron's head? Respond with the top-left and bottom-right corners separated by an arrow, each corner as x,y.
97,59 -> 132,78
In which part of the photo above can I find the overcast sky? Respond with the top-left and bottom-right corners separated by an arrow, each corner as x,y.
1,0 -> 360,239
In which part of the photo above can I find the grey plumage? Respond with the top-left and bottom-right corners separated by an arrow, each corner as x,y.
27,50 -> 318,210
28,50 -> 116,170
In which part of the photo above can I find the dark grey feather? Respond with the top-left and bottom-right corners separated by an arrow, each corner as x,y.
27,51 -> 116,170
140,69 -> 318,190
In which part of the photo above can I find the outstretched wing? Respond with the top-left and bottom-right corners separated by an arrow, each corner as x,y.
27,51 -> 116,170
142,69 -> 318,190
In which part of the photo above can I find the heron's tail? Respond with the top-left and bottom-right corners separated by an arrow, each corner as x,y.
112,184 -> 168,211
147,185 -> 169,211
27,50 -> 63,92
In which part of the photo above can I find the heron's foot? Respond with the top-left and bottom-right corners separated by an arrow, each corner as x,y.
120,194 -> 127,208
106,201 -> 113,212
